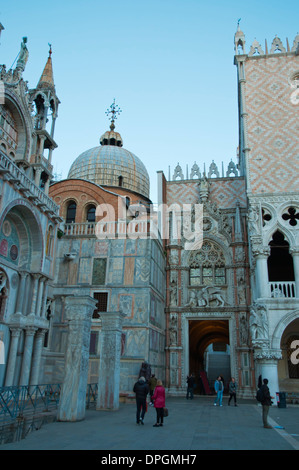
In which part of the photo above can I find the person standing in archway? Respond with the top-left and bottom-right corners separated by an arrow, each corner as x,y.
186,373 -> 195,399
228,377 -> 238,406
214,376 -> 224,406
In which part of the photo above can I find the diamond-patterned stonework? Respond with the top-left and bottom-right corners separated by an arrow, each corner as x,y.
244,55 -> 299,194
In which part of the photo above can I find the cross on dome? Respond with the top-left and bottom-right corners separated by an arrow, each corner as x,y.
105,99 -> 122,130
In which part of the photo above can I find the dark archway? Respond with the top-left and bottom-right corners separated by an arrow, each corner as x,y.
189,320 -> 230,393
268,231 -> 294,282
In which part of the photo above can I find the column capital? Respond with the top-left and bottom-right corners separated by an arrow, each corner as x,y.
253,348 -> 282,361
252,245 -> 270,258
9,327 -> 22,337
19,270 -> 29,279
24,326 -> 38,336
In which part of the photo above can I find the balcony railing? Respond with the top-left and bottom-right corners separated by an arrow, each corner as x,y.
269,281 -> 296,298
64,220 -> 161,241
0,150 -> 60,217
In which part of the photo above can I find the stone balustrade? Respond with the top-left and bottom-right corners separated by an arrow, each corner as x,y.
0,149 -> 59,217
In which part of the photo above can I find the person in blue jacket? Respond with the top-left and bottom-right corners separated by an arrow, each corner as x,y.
214,376 -> 224,406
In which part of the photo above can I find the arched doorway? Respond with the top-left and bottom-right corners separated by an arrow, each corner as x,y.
189,319 -> 230,394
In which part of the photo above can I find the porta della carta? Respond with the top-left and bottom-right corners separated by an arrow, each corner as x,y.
0,22 -> 298,419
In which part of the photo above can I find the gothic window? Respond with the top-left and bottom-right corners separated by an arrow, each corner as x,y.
268,231 -> 294,282
65,201 -> 76,223
189,241 -> 226,286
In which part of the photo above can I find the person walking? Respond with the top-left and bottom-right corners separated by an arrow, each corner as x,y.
214,376 -> 224,406
133,376 -> 149,425
228,377 -> 238,406
152,379 -> 166,427
149,374 -> 157,405
260,378 -> 274,429
186,373 -> 195,399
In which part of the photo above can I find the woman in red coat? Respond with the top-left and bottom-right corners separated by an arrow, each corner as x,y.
152,379 -> 166,427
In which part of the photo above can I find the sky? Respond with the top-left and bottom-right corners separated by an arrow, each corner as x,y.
1,0 -> 298,202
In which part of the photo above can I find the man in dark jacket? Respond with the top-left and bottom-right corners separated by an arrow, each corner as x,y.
260,378 -> 274,429
133,376 -> 149,425
186,373 -> 195,399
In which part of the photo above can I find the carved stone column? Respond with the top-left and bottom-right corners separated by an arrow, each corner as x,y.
57,295 -> 97,422
290,247 -> 299,297
253,348 -> 282,404
40,281 -> 49,318
35,276 -> 45,317
15,272 -> 28,315
30,329 -> 47,386
252,246 -> 270,298
29,274 -> 40,316
96,311 -> 126,411
19,327 -> 37,386
5,328 -> 21,386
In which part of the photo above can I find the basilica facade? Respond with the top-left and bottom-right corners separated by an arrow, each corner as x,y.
0,24 -> 298,409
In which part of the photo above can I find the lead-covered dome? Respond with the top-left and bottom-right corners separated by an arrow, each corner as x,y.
68,121 -> 150,199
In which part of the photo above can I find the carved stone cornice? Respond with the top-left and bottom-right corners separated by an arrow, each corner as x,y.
253,348 -> 282,361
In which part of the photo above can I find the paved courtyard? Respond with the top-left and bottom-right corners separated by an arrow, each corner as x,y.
1,396 -> 299,451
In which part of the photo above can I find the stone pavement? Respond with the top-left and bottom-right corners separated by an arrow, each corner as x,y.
1,396 -> 299,451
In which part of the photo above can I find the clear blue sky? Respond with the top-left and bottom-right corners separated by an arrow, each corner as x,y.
1,0 -> 298,202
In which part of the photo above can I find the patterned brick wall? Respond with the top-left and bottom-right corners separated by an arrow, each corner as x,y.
244,54 -> 299,194
166,178 -> 246,208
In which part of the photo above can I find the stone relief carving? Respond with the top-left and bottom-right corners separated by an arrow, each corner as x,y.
169,272 -> 177,306
185,285 -> 226,307
185,290 -> 198,307
198,175 -> 210,203
249,302 -> 269,342
237,275 -> 246,305
169,251 -> 179,266
253,349 -> 282,361
239,312 -> 248,345
169,313 -> 178,346
199,285 -> 226,307
247,205 -> 260,235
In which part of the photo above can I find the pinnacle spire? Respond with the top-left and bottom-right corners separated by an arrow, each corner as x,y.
37,44 -> 55,91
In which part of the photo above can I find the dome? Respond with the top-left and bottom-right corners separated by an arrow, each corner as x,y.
68,139 -> 150,199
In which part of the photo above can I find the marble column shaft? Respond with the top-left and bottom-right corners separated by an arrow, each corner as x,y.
30,274 -> 40,315
5,328 -> 21,386
15,272 -> 28,314
57,295 -> 97,422
30,329 -> 47,386
96,311 -> 126,411
19,327 -> 37,386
